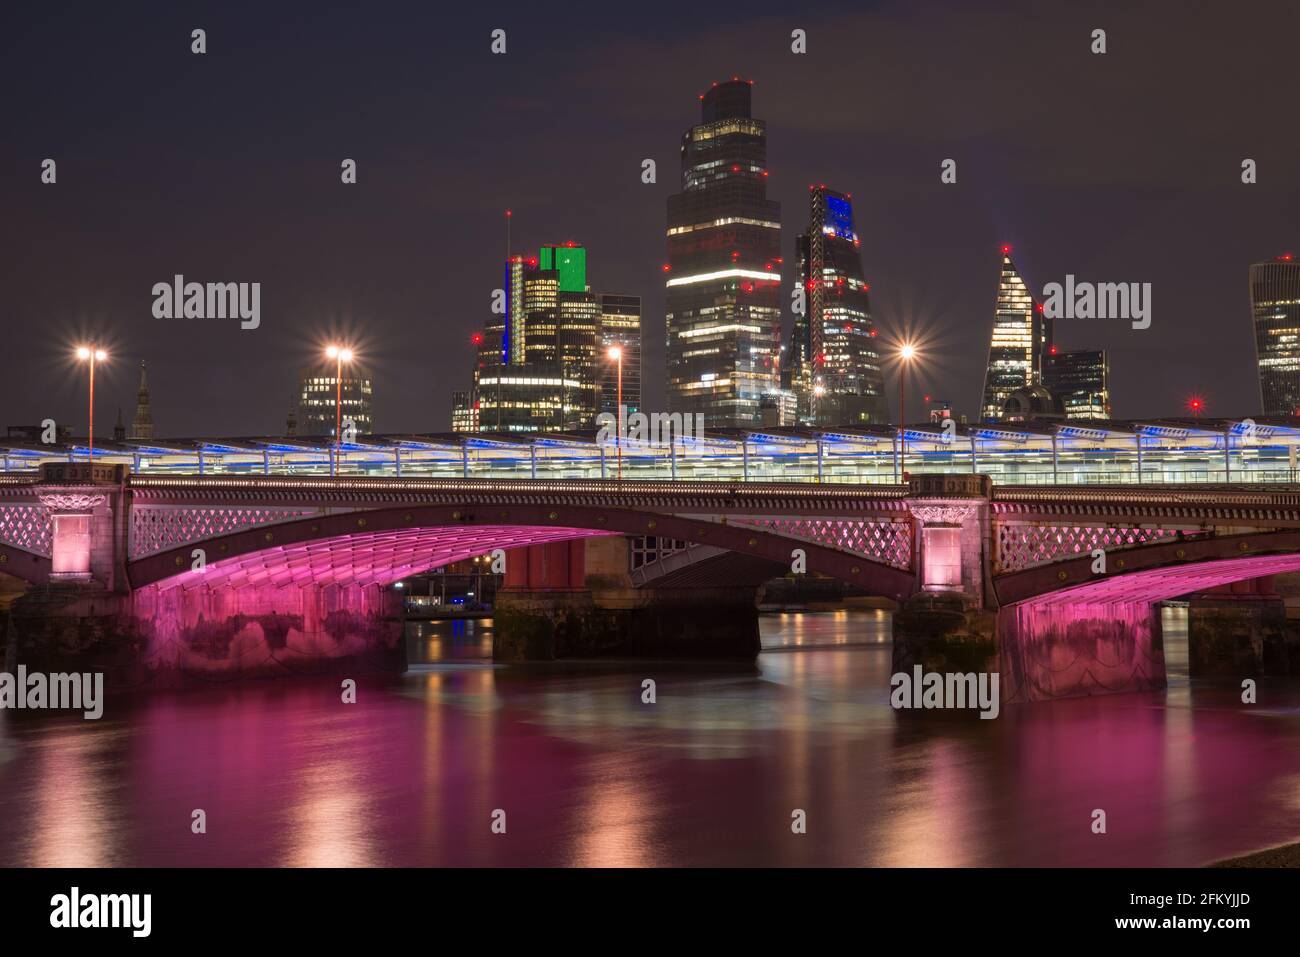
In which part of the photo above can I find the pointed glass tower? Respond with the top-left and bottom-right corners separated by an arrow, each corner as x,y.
980,246 -> 1049,422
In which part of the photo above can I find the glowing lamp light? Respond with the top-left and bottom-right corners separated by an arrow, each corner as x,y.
607,346 -> 622,360
900,344 -> 917,361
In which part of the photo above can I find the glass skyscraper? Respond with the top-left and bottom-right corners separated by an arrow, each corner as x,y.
1043,348 -> 1110,420
1251,255 -> 1300,415
599,294 -> 642,418
790,186 -> 889,425
298,365 -> 373,436
665,79 -> 782,427
461,243 -> 622,432
980,246 -> 1050,422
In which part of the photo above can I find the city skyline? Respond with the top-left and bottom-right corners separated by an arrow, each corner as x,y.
5,2 -> 1300,437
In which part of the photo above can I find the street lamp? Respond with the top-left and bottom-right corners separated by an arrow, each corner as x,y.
608,345 -> 623,481
898,343 -> 917,476
75,346 -> 108,462
325,345 -> 354,475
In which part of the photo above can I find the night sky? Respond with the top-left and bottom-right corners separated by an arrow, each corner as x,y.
3,0 -> 1298,437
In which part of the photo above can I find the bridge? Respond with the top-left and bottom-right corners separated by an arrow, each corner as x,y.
2,463 -> 1299,702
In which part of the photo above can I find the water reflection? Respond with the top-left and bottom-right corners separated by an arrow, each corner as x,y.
1,607 -> 1298,866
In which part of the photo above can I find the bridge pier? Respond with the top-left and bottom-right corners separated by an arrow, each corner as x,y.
492,538 -> 760,661
996,600 -> 1167,703
8,581 -> 406,689
892,475 -> 998,682
1186,577 -> 1300,677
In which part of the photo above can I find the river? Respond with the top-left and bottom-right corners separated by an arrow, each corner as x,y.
1,608 -> 1298,866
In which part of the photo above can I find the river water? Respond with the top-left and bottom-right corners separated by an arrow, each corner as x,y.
1,608 -> 1298,867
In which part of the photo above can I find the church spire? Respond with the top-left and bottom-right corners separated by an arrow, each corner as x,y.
130,360 -> 154,440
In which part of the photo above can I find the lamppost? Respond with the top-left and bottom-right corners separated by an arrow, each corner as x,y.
75,345 -> 107,463
608,345 -> 623,481
898,343 -> 916,476
325,345 -> 353,475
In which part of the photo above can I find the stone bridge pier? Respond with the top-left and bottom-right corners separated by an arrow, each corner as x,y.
492,536 -> 764,661
5,465 -> 405,688
893,474 -> 1171,704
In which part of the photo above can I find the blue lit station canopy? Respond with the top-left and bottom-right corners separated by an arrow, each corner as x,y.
1,418 -> 1299,486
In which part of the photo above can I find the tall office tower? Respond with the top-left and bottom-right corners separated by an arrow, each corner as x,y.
297,364 -> 373,436
556,290 -> 602,430
472,243 -> 606,432
980,246 -> 1050,422
665,79 -> 782,426
1043,348 -> 1110,419
790,186 -> 890,425
130,360 -> 154,440
599,294 -> 642,417
1250,254 -> 1300,415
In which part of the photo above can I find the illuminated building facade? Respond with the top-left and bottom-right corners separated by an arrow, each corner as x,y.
451,390 -> 478,432
1043,348 -> 1110,419
298,364 -> 373,436
760,389 -> 798,426
980,247 -> 1051,422
790,186 -> 889,425
599,294 -> 642,417
1251,255 -> 1300,415
466,243 -> 611,432
665,79 -> 782,427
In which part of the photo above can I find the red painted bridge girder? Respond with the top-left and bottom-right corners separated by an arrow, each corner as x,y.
126,502 -> 917,599
994,528 -> 1300,607
0,542 -> 50,585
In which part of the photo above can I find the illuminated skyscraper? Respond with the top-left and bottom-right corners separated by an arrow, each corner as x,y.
980,246 -> 1050,422
467,243 -> 610,432
665,79 -> 781,427
298,364 -> 373,436
1250,254 -> 1300,415
599,294 -> 642,417
1043,348 -> 1110,419
790,186 -> 889,425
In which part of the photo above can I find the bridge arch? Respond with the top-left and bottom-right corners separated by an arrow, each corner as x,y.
994,529 -> 1300,608
126,502 -> 917,599
0,543 -> 51,585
